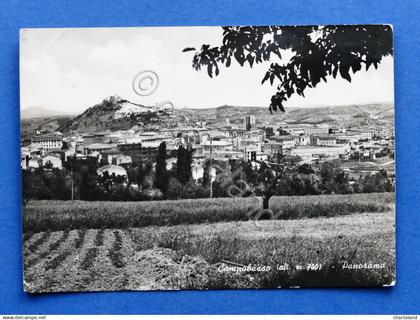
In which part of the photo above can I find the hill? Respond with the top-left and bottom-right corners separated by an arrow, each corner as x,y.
56,96 -> 170,134
20,115 -> 75,139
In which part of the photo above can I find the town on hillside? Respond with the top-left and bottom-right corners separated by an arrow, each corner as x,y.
20,100 -> 395,201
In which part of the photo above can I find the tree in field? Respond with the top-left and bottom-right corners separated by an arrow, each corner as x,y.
176,145 -> 192,184
355,169 -> 393,193
167,177 -> 183,199
184,25 -> 393,113
43,160 -> 54,170
155,142 -> 169,194
79,169 -> 99,201
201,158 -> 212,188
125,160 -> 145,189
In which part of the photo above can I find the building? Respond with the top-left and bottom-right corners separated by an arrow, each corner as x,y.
62,148 -> 76,161
114,154 -> 132,166
192,164 -> 204,181
374,128 -> 393,140
336,133 -> 360,145
278,128 -> 292,136
196,140 -> 234,156
21,156 -> 41,169
245,116 -> 251,130
297,135 -> 310,146
263,136 -> 298,159
97,165 -> 127,177
329,127 -> 346,134
234,136 -> 262,150
118,142 -> 159,163
42,154 -> 62,169
165,157 -> 177,171
268,136 -> 297,149
222,128 -> 265,141
245,115 -> 255,130
291,145 -> 350,162
304,126 -> 329,136
84,143 -> 117,156
244,146 -> 268,162
346,129 -> 373,141
250,115 -> 256,125
100,149 -> 133,166
286,126 -> 306,136
204,150 -> 244,160
264,127 -> 275,138
310,135 -> 337,146
31,134 -> 63,151
191,157 -> 206,181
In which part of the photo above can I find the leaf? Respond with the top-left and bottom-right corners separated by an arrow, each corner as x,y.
332,64 -> 338,78
270,94 -> 285,113
234,50 -> 245,66
207,64 -> 213,78
182,47 -> 196,52
247,55 -> 255,68
351,61 -> 362,73
261,71 -> 270,84
277,102 -> 285,112
339,65 -> 352,82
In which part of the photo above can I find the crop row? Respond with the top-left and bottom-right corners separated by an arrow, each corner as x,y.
24,229 -> 123,274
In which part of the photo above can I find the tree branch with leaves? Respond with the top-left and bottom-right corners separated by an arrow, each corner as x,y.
184,25 -> 393,113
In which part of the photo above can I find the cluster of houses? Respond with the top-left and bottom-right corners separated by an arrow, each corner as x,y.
21,115 -> 395,180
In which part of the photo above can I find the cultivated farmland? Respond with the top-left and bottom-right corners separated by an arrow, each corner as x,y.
22,193 -> 395,292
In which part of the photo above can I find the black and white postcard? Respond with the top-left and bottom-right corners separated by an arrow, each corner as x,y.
20,25 -> 395,292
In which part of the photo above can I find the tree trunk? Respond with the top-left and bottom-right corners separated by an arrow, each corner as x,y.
262,191 -> 273,209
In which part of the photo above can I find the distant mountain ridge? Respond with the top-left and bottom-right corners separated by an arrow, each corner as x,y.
21,96 -> 394,135
21,106 -> 75,119
178,103 -> 394,128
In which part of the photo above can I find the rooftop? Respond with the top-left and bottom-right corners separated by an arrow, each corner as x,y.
32,134 -> 62,142
85,143 -> 117,150
42,154 -> 61,159
270,136 -> 296,141
97,165 -> 127,176
312,135 -> 336,140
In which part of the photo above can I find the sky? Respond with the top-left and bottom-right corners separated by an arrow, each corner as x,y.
20,26 -> 394,114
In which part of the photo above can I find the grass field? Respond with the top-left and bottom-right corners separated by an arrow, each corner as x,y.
22,193 -> 395,292
23,193 -> 394,232
268,193 -> 395,220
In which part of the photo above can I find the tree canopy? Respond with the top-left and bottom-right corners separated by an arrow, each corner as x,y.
184,25 -> 393,113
